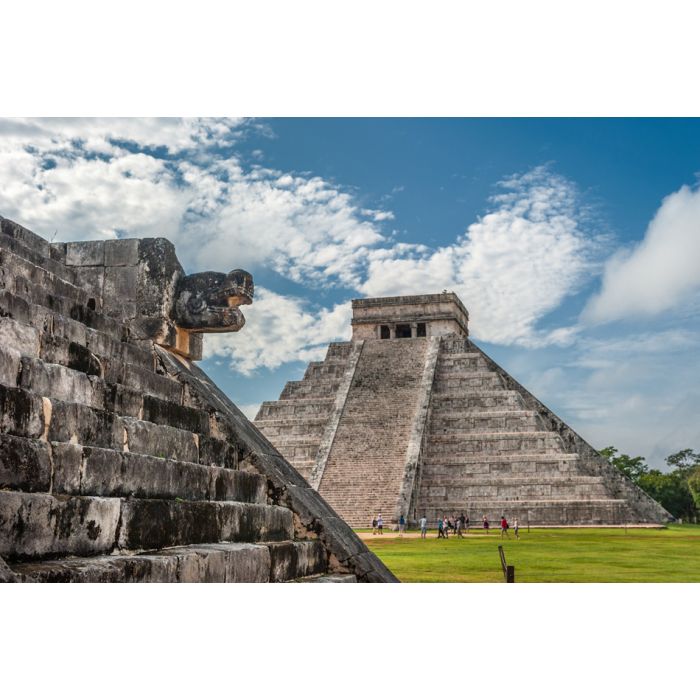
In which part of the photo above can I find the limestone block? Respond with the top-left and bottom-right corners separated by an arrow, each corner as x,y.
0,316 -> 41,358
0,435 -> 52,492
102,265 -> 139,319
218,502 -> 294,543
65,241 -> 104,267
104,383 -> 143,418
198,435 -> 239,469
122,417 -> 199,463
47,400 -> 122,449
142,394 -> 209,434
0,347 -> 21,387
104,239 -> 140,267
0,492 -> 121,559
50,442 -> 83,494
0,385 -> 45,438
19,357 -> 105,409
82,449 -> 210,500
267,540 -> 328,582
208,466 -> 267,503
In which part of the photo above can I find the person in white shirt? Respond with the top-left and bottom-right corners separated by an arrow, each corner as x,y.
419,516 -> 428,538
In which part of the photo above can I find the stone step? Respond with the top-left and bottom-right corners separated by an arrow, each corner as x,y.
0,384 -> 235,469
1,219 -> 70,275
18,354 -> 182,410
11,542 -> 275,583
416,499 -> 634,526
429,410 -> 541,432
0,289 -> 126,364
324,342 -> 353,360
255,397 -> 334,420
0,434 -> 263,503
0,282 -> 128,341
10,540 -> 328,583
434,372 -> 505,391
426,432 -> 565,455
430,391 -> 522,410
280,380 -> 342,400
256,418 -> 327,439
420,481 -> 611,501
0,491 -> 294,560
0,245 -> 90,307
299,573 -> 358,583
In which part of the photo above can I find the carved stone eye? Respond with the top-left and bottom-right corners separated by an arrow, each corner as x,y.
187,294 -> 207,314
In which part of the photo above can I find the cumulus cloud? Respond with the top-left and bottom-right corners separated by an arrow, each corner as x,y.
0,118 -> 390,287
203,288 -> 352,375
583,183 -> 700,323
361,166 -> 601,346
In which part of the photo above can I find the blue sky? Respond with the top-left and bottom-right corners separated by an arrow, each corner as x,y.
1,117 -> 699,468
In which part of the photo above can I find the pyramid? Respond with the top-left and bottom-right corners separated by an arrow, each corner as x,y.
0,217 -> 396,582
255,293 -> 672,528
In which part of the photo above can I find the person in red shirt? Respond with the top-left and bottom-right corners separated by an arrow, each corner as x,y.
500,516 -> 509,538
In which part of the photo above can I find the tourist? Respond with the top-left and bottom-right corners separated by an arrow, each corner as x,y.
456,515 -> 464,538
482,515 -> 489,534
371,516 -> 377,535
419,515 -> 428,538
513,518 -> 520,539
437,517 -> 444,538
464,514 -> 470,532
399,514 -> 405,536
444,517 -> 450,539
500,515 -> 509,538
377,513 -> 383,535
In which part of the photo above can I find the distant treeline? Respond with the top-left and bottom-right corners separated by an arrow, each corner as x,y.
601,447 -> 700,522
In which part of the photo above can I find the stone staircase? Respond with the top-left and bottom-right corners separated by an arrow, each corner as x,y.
255,342 -> 355,481
316,338 -> 430,527
0,218 -> 397,583
414,341 -> 653,525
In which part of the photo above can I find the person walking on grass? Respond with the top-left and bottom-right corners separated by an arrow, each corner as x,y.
500,515 -> 510,538
464,514 -> 470,532
514,518 -> 520,539
437,517 -> 444,538
456,514 -> 464,538
399,514 -> 406,537
377,513 -> 383,535
483,515 -> 489,534
371,516 -> 377,535
419,515 -> 428,539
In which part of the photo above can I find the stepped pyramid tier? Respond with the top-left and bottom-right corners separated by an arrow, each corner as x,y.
0,217 -> 396,583
255,294 -> 673,529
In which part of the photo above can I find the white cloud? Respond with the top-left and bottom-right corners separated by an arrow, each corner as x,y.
203,288 -> 352,376
360,166 -> 600,346
0,118 -> 391,287
583,183 -> 700,323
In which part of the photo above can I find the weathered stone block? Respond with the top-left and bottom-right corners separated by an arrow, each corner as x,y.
47,400 -> 122,449
122,417 -> 198,463
142,394 -> 209,434
0,384 -> 45,439
104,239 -> 140,267
0,435 -> 52,492
66,241 -> 104,267
268,540 -> 328,582
0,492 -> 121,560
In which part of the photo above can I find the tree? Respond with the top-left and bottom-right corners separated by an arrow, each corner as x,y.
599,446 -> 649,483
665,449 -> 700,477
688,469 -> 700,512
637,469 -> 696,521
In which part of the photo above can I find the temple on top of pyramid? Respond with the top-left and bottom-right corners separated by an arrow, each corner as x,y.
255,292 -> 672,529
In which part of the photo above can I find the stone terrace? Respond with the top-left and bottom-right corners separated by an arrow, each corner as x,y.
0,217 -> 396,583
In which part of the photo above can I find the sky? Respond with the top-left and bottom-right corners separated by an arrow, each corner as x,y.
0,117 -> 699,469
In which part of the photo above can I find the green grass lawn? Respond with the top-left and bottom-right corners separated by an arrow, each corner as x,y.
361,524 -> 700,582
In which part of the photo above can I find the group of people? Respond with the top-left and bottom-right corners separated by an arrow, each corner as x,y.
372,513 -> 520,538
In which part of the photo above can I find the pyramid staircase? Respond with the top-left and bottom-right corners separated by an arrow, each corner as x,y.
0,218 -> 396,583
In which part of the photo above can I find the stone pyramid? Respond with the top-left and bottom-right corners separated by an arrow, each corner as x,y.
0,217 -> 395,582
255,293 -> 672,528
